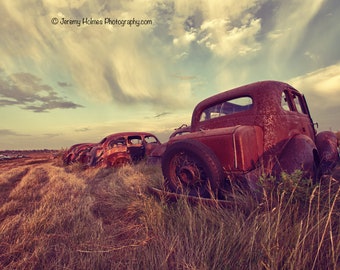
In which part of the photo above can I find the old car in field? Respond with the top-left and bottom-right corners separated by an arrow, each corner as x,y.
64,132 -> 161,168
157,80 -> 339,198
63,143 -> 96,165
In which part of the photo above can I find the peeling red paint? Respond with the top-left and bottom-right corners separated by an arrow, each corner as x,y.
159,80 -> 339,198
64,132 -> 161,168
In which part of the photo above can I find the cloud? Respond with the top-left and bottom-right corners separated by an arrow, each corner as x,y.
58,81 -> 72,87
0,0 -> 267,112
289,64 -> 340,98
0,70 -> 83,112
1,0 -> 337,115
168,0 -> 264,58
75,127 -> 90,132
266,0 -> 326,70
154,112 -> 171,118
43,133 -> 62,138
289,63 -> 340,130
172,74 -> 197,81
0,129 -> 29,136
199,17 -> 261,57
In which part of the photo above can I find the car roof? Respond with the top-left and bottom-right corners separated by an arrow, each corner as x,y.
99,132 -> 159,144
191,80 -> 298,124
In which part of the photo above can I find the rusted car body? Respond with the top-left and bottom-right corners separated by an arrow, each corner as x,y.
159,80 -> 339,198
63,143 -> 96,165
89,132 -> 161,167
64,132 -> 161,168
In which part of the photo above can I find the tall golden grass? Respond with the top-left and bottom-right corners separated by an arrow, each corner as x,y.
0,154 -> 339,269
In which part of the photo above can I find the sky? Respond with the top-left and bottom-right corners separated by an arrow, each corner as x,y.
1,0 -> 340,150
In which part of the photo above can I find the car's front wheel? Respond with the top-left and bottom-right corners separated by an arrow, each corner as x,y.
161,139 -> 224,198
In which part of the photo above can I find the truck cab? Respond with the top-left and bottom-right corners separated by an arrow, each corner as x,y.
161,81 -> 338,198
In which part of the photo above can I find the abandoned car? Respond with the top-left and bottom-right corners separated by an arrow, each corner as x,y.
64,132 -> 161,168
157,80 -> 339,198
63,143 -> 96,165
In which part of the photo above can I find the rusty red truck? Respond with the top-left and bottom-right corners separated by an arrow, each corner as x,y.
158,80 -> 339,198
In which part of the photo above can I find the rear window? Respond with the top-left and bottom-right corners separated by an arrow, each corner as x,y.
200,96 -> 253,122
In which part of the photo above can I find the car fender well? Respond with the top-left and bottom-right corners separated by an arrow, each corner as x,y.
273,134 -> 316,177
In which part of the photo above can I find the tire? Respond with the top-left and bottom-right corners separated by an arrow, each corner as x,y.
161,139 -> 224,198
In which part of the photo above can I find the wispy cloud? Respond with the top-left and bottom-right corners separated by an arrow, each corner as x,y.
265,0 -> 326,71
0,129 -> 29,136
0,0 -> 268,111
58,81 -> 72,87
172,74 -> 197,81
43,133 -> 62,138
0,70 -> 83,112
154,112 -> 171,118
75,127 -> 90,132
289,63 -> 340,129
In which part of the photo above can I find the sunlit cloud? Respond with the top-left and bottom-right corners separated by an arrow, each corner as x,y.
199,17 -> 261,57
290,64 -> 340,96
0,0 -> 267,111
289,63 -> 340,130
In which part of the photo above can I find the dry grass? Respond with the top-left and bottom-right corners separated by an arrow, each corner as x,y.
0,153 -> 339,269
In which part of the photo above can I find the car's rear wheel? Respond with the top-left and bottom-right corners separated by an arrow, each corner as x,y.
110,157 -> 131,167
103,154 -> 131,167
161,139 -> 224,198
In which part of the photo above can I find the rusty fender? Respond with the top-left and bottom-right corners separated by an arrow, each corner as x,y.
316,131 -> 339,174
273,134 -> 316,177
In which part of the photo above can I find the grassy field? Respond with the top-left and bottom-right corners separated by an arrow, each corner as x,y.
0,151 -> 339,269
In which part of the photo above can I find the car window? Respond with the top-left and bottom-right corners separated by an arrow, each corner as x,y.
108,137 -> 125,148
144,136 -> 158,144
281,91 -> 292,111
200,96 -> 253,122
292,93 -> 305,114
282,91 -> 307,114
128,136 -> 142,145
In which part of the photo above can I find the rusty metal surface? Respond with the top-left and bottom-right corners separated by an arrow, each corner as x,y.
316,131 -> 339,174
63,143 -> 95,165
167,80 -> 319,173
160,80 -> 339,198
169,124 -> 191,138
64,132 -> 161,168
191,81 -> 315,154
